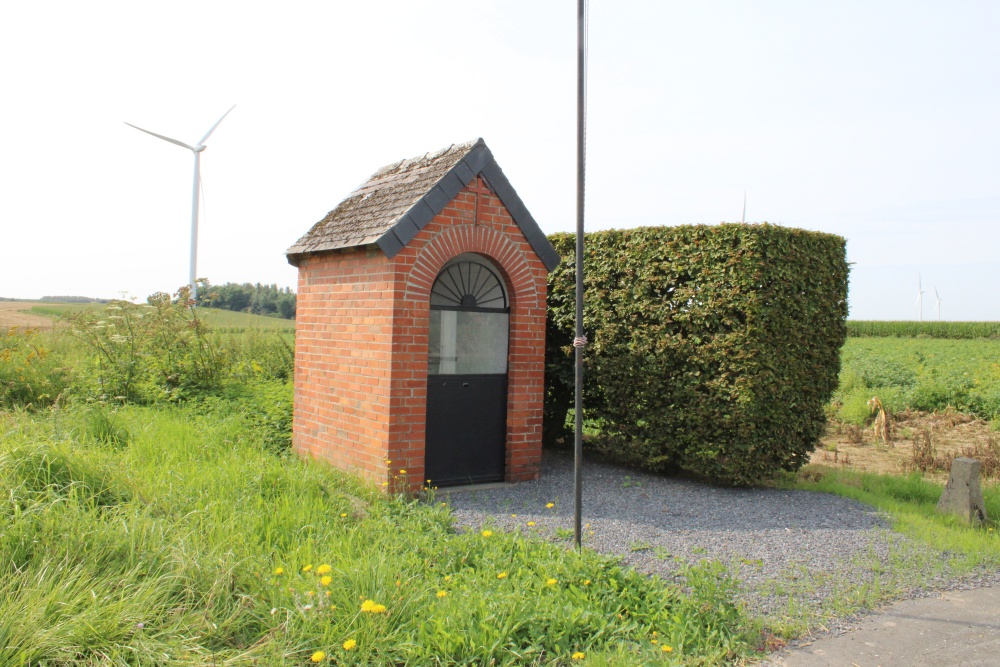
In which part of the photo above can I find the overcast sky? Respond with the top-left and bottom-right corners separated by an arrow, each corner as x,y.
2,1 -> 998,320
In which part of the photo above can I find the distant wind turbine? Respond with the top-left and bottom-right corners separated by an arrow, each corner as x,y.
934,287 -> 942,320
916,273 -> 925,322
125,105 -> 236,302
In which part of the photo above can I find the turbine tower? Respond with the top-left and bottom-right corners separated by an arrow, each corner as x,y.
934,287 -> 942,320
125,106 -> 236,301
916,273 -> 924,322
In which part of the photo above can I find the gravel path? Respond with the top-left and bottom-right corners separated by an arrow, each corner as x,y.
443,451 -> 1000,624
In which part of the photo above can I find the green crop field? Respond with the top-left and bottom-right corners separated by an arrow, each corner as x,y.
832,336 -> 1000,424
32,303 -> 295,332
847,320 -> 1000,339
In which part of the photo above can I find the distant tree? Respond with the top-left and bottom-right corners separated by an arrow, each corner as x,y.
198,280 -> 295,319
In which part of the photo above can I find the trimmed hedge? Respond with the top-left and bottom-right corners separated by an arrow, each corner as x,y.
545,224 -> 849,485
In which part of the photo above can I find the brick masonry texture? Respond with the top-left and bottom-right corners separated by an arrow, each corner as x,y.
293,176 -> 548,490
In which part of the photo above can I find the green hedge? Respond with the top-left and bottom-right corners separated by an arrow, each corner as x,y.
545,224 -> 849,485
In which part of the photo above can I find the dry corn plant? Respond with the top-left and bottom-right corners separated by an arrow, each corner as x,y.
867,396 -> 892,447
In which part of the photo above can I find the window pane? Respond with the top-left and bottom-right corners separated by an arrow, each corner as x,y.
429,310 -> 509,375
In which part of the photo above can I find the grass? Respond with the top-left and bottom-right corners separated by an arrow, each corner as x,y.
30,303 -> 295,332
779,465 -> 1000,568
0,398 -> 759,666
832,337 -> 1000,423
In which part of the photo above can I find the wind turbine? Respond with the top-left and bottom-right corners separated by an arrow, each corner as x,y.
934,287 -> 942,320
916,273 -> 924,322
125,105 -> 235,302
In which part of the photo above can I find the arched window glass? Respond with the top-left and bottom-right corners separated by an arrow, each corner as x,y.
428,254 -> 509,375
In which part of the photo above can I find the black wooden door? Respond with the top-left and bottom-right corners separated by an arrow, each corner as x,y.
425,374 -> 507,486
425,256 -> 510,487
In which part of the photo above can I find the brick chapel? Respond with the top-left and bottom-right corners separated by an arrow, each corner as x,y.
285,140 -> 559,490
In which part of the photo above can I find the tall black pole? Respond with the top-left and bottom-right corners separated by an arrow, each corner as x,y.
573,0 -> 587,551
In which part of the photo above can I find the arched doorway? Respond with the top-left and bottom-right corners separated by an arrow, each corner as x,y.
425,253 -> 510,486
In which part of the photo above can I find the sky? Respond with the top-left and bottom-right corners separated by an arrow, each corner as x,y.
1,1 -> 998,320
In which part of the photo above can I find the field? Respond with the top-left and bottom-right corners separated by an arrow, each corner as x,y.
28,303 -> 295,332
0,301 -> 59,329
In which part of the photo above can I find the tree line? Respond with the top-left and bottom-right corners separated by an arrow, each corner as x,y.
198,281 -> 296,319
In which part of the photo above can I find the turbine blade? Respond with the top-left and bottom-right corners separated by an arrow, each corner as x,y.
125,122 -> 195,151
197,105 -> 236,146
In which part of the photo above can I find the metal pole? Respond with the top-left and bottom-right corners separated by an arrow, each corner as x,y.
190,148 -> 203,302
573,0 -> 587,551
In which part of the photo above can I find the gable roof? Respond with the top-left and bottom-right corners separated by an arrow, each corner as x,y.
286,139 -> 560,271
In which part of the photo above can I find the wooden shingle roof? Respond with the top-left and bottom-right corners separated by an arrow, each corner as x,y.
286,139 -> 559,271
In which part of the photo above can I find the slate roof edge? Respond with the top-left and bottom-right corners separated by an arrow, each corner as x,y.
287,139 -> 561,273
373,139 -> 560,272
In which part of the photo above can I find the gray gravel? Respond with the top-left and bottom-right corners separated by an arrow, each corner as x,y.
443,450 -> 1000,625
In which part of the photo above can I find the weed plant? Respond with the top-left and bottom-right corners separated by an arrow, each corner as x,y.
0,402 -> 758,666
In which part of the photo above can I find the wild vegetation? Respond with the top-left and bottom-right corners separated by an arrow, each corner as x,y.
1,291 -> 759,666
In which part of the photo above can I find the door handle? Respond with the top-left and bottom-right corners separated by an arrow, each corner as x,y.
463,382 -> 469,387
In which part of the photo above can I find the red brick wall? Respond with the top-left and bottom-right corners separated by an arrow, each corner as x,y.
293,176 -> 548,489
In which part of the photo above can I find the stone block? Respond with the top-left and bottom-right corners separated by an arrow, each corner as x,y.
936,457 -> 988,526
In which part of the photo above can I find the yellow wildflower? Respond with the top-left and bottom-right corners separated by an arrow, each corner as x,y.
399,469 -> 406,474
306,591 -> 314,597
511,514 -> 517,518
583,579 -> 591,586
481,530 -> 493,537
311,650 -> 326,662
360,599 -> 387,613
546,502 -> 555,509
444,575 -> 452,581
662,645 -> 673,652
316,564 -> 332,575
571,652 -> 585,661
302,565 -> 313,573
436,590 -> 448,598
527,521 -> 536,527
321,576 -> 333,586
273,567 -> 284,576
546,578 -> 557,586
340,513 -> 347,517
497,572 -> 508,579
342,639 -> 357,651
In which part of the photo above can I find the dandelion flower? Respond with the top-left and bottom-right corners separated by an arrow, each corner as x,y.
382,482 -> 389,486
436,590 -> 448,598
497,572 -> 508,579
444,575 -> 452,581
662,645 -> 673,653
317,564 -> 332,575
652,631 -> 657,637
546,578 -> 557,586
546,502 -> 555,509
274,567 -> 284,576
526,521 -> 536,527
340,513 -> 347,518
311,650 -> 325,662
321,576 -> 333,586
571,652 -> 585,661
481,530 -> 493,537
399,469 -> 407,474
360,599 -> 387,613
306,591 -> 314,597
511,514 -> 517,518
583,579 -> 591,586
342,639 -> 357,651
302,565 -> 313,573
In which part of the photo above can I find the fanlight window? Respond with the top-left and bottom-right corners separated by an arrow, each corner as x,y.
429,255 -> 509,375
430,260 -> 507,310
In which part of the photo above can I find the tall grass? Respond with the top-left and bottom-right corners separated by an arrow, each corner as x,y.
0,402 -> 759,666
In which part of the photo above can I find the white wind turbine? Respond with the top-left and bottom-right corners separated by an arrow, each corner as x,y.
125,106 -> 235,302
916,273 -> 924,321
934,287 -> 942,320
